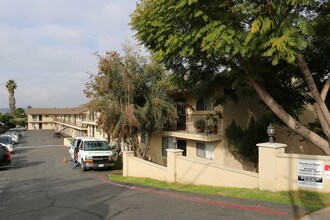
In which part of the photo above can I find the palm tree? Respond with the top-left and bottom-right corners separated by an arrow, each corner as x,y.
6,80 -> 17,116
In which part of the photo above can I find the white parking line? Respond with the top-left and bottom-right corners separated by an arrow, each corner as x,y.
15,145 -> 64,149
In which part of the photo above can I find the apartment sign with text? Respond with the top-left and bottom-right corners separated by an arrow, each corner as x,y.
298,160 -> 323,189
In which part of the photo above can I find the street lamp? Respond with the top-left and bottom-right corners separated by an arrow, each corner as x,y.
267,123 -> 275,143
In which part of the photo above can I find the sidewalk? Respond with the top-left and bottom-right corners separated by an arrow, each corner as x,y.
299,207 -> 330,220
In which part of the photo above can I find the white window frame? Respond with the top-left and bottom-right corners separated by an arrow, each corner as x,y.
196,142 -> 214,160
196,96 -> 214,111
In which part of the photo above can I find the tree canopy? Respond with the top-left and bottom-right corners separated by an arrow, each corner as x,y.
131,0 -> 330,154
85,46 -> 177,155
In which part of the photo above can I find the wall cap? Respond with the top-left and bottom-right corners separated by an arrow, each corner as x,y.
277,153 -> 330,160
257,142 -> 287,149
122,151 -> 134,155
166,149 -> 184,153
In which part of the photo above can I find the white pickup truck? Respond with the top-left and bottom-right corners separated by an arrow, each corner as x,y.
69,137 -> 118,171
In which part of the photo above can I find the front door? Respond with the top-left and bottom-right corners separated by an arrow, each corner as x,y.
39,123 -> 42,129
177,140 -> 186,156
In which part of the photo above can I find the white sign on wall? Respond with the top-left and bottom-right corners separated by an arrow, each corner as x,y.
298,160 -> 323,189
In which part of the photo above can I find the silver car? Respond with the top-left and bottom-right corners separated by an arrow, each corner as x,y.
3,133 -> 19,144
0,136 -> 15,153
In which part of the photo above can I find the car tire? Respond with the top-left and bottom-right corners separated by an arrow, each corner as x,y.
81,159 -> 87,171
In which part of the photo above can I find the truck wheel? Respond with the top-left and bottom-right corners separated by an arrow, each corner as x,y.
81,159 -> 87,171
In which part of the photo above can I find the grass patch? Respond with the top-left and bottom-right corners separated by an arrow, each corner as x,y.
107,174 -> 330,212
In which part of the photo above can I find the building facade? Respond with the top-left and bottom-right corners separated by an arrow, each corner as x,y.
26,106 -> 108,139
27,91 -> 324,172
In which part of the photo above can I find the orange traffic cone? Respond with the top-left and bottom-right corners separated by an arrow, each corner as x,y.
63,157 -> 67,163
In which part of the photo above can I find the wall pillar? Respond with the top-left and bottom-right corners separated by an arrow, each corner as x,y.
257,142 -> 287,192
122,151 -> 134,177
166,149 -> 183,183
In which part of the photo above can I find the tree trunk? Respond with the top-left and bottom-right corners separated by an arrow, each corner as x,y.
9,92 -> 15,117
321,78 -> 330,101
315,77 -> 330,139
238,58 -> 330,155
297,55 -> 330,130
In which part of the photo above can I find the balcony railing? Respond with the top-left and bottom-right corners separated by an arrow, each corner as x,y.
53,118 -> 84,128
165,113 -> 223,134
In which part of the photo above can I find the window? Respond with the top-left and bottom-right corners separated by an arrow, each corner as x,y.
196,142 -> 214,159
177,140 -> 187,156
162,137 -> 178,157
84,141 -> 110,151
196,96 -> 214,111
141,132 -> 149,144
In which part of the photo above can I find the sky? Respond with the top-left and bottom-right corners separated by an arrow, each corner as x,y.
0,0 -> 141,109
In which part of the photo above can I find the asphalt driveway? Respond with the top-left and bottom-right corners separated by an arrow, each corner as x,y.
0,130 -> 310,219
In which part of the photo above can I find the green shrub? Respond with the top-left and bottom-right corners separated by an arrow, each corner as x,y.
225,117 -> 269,168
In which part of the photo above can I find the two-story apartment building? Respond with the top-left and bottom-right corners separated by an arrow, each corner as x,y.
26,106 -> 108,139
143,90 -> 262,170
142,90 -> 324,171
27,90 -> 324,172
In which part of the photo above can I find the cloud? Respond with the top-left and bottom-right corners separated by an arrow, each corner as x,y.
0,0 -> 139,108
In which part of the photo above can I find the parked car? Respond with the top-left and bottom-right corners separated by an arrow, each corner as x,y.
10,127 -> 24,137
0,144 -> 11,166
7,130 -> 20,139
8,131 -> 20,138
0,136 -> 15,153
69,137 -> 118,171
15,126 -> 26,131
2,133 -> 19,144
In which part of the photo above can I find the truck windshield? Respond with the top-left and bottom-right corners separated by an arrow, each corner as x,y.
83,141 -> 110,151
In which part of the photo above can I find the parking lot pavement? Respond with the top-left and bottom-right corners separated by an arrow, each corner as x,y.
1,129 -> 64,194
0,168 -> 12,194
1,129 -> 328,220
19,129 -> 65,147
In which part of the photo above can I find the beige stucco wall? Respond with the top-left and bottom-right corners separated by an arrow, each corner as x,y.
27,114 -> 55,130
147,134 -> 166,165
147,135 -> 224,167
276,153 -> 330,192
221,95 -> 266,171
123,150 -> 258,189
93,126 -> 107,140
125,156 -> 167,181
124,143 -> 330,192
185,139 -> 222,163
143,90 -> 328,175
176,156 -> 259,188
258,142 -> 330,192
276,104 -> 325,155
63,137 -> 71,147
146,92 -> 262,171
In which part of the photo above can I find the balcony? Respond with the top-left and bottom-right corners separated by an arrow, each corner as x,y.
82,118 -> 98,126
53,118 -> 87,130
163,113 -> 223,142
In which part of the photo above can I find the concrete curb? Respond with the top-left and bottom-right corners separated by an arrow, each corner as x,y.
299,207 -> 330,220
